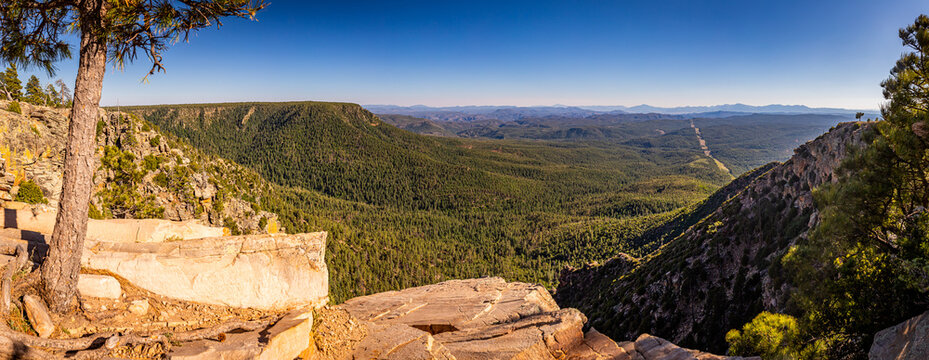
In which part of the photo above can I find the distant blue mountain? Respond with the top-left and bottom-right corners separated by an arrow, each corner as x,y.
584,103 -> 875,116
365,103 -> 878,122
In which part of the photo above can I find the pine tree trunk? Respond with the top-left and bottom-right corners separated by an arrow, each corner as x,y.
39,0 -> 107,313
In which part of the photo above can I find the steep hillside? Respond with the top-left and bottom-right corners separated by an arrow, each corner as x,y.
124,102 -> 730,211
0,100 -> 279,234
556,122 -> 872,352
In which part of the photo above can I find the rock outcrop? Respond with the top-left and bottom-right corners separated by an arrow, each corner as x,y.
81,232 -> 329,310
869,310 -> 929,360
170,308 -> 314,360
0,208 -> 744,358
319,277 -> 744,360
557,122 -> 873,352
0,202 -> 328,310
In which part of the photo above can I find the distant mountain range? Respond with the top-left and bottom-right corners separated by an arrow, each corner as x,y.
364,103 -> 879,122
579,103 -> 876,115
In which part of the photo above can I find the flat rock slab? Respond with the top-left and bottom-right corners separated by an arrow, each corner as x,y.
340,277 -> 560,331
81,232 -> 329,310
170,309 -> 313,360
435,308 -> 587,360
870,310 -> 929,360
77,274 -> 122,299
1,207 -> 223,243
337,278 -> 621,360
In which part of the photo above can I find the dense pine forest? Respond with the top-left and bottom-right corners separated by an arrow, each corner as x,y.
123,101 -> 737,302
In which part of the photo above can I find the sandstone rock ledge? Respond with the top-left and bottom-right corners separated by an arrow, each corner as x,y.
0,205 -> 329,311
81,232 -> 329,310
328,277 -> 751,360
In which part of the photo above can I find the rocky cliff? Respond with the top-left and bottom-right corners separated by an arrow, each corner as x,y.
556,122 -> 873,352
0,200 -> 748,359
0,101 -> 280,234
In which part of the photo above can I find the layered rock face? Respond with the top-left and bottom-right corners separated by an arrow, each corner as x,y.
82,232 -> 329,310
557,122 -> 873,352
869,310 -> 929,360
329,277 -> 747,360
0,203 -> 328,311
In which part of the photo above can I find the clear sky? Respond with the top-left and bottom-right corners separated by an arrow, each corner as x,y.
25,0 -> 929,109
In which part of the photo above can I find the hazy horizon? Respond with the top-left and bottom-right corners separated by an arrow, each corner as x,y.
20,0 -> 923,110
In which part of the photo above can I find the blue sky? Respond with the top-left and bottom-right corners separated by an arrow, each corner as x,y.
26,0 -> 929,109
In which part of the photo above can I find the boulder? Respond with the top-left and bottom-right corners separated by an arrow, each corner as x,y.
338,278 -> 621,360
128,299 -> 150,315
631,334 -> 758,360
81,232 -> 328,310
77,274 -> 122,299
870,310 -> 929,360
336,278 -> 748,360
568,329 -> 637,360
169,309 -> 313,360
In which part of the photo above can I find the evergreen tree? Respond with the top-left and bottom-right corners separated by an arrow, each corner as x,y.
0,0 -> 267,313
0,64 -> 21,101
783,15 -> 929,358
45,83 -> 59,107
24,74 -> 44,104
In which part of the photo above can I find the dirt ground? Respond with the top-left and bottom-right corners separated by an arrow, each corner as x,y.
309,306 -> 367,360
6,268 -> 284,359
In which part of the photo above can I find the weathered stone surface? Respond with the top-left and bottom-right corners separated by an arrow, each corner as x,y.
436,308 -> 586,360
76,274 -> 122,299
169,309 -> 313,360
0,208 -> 224,243
81,232 -> 328,310
128,299 -> 150,315
568,329 -> 637,360
2,201 -> 25,210
870,310 -> 929,360
350,323 -> 456,359
632,334 -> 758,360
22,295 -> 54,338
339,278 -> 631,360
341,277 -> 559,331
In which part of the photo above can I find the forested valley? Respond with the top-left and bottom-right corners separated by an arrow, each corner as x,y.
122,101 -> 761,302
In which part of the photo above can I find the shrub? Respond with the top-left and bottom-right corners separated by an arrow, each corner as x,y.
726,312 -> 820,359
88,203 -> 105,220
153,172 -> 168,187
149,135 -> 161,147
142,154 -> 162,172
223,217 -> 241,236
96,119 -> 106,140
14,180 -> 46,204
7,101 -> 21,114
